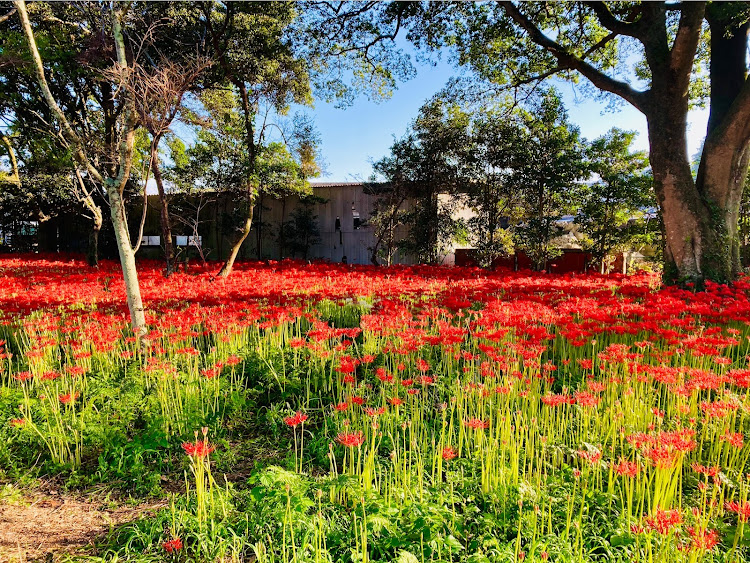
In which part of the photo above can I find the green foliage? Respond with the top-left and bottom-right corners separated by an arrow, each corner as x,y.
578,128 -> 656,272
279,203 -> 322,260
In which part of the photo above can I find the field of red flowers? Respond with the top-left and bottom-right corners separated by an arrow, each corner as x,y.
2,255 -> 750,562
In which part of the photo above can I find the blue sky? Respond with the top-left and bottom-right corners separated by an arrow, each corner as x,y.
311,56 -> 709,182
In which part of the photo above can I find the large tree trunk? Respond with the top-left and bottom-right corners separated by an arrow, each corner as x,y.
649,8 -> 750,285
150,138 -> 175,276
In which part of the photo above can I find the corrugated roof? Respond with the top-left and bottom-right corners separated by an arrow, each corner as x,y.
309,182 -> 365,188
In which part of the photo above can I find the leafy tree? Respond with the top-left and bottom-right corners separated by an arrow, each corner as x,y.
372,99 -> 472,263
278,203 -> 322,260
11,0 -> 149,335
365,181 -> 409,266
511,92 -> 588,271
419,1 -> 750,284
465,109 -> 526,267
197,1 -> 313,278
579,128 -> 655,272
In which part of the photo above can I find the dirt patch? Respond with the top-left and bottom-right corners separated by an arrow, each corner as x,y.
0,492 -> 164,562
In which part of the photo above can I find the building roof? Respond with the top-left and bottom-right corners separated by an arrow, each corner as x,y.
309,182 -> 365,188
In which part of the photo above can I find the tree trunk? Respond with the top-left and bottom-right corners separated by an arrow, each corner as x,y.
106,183 -> 146,336
150,139 -> 175,276
217,194 -> 255,278
647,12 -> 750,286
87,210 -> 102,267
256,193 -> 263,260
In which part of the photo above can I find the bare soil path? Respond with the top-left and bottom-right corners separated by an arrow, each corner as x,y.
0,490 -> 163,562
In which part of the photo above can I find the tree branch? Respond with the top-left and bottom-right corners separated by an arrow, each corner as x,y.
584,2 -> 643,37
0,7 -> 17,24
499,1 -> 649,113
14,0 -> 104,184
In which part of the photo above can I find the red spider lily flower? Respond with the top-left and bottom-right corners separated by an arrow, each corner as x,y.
376,368 -> 394,383
225,355 -> 242,366
389,397 -> 403,406
416,358 -> 430,372
10,418 -> 26,427
614,458 -> 640,478
182,440 -> 215,458
574,391 -> 600,408
720,432 -> 744,448
407,388 -> 420,395
40,371 -> 61,381
441,446 -> 458,460
726,500 -> 750,522
361,354 -> 375,364
336,431 -> 365,448
686,527 -> 719,551
163,537 -> 183,553
364,406 -> 386,417
334,401 -> 350,412
644,508 -> 682,535
464,418 -> 489,430
577,449 -> 602,465
342,374 -> 356,385
12,371 -> 32,382
691,463 -> 720,477
284,411 -> 308,427
59,392 -> 78,405
541,393 -> 575,407
202,367 -> 220,379
350,396 -> 365,406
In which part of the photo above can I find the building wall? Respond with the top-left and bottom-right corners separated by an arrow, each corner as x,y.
137,183 -> 413,265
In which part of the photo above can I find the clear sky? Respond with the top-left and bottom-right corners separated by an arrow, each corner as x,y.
311,55 -> 710,182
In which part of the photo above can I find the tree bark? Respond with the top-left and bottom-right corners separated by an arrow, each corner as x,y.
15,0 -> 147,336
150,137 -> 175,276
87,210 -> 102,267
217,196 -> 254,277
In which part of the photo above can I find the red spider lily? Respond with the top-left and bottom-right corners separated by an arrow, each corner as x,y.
720,431 -> 744,449
577,449 -> 602,465
40,371 -> 61,381
284,411 -> 308,427
182,440 -> 215,458
12,371 -> 32,382
691,463 -> 720,477
225,355 -> 242,366
644,508 -> 683,535
364,406 -> 386,417
614,458 -> 640,478
337,431 -> 365,448
59,392 -> 78,405
541,393 -> 575,407
389,397 -> 403,406
334,401 -> 350,412
685,527 -> 719,551
350,396 -> 365,406
441,446 -> 458,460
726,500 -> 750,522
464,418 -> 489,430
163,537 -> 183,553
10,418 -> 26,427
